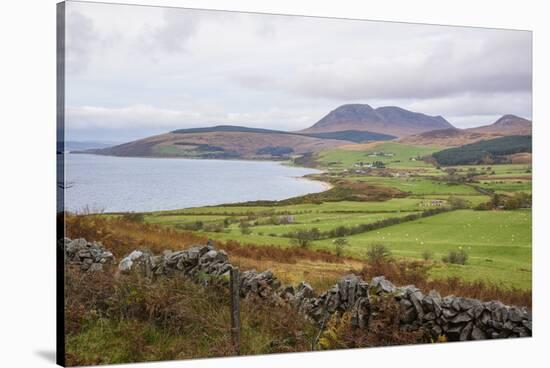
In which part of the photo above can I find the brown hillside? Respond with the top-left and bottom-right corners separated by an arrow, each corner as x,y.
93,131 -> 352,159
399,128 -> 502,147
469,114 -> 532,136
400,115 -> 532,147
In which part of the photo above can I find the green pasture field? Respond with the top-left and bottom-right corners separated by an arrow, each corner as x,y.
146,208 -> 531,289
154,198 -> 427,216
316,143 -> 441,170
232,211 -> 421,237
418,194 -> 491,207
445,164 -> 531,177
313,209 -> 531,289
352,176 -> 478,195
477,180 -> 532,194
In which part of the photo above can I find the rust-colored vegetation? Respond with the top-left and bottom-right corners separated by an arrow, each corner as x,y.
66,214 -> 350,264
65,266 -> 315,366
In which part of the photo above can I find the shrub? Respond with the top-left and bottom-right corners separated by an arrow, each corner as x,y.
333,238 -> 349,257
290,237 -> 311,249
285,228 -> 321,241
366,243 -> 392,263
421,249 -> 434,261
122,213 -> 144,222
239,221 -> 252,235
448,196 -> 469,209
442,249 -> 468,265
203,223 -> 224,233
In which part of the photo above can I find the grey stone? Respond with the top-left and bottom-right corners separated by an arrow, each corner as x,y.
370,276 -> 396,294
423,312 -> 436,321
447,325 -> 464,341
457,297 -> 480,310
471,326 -> 487,340
409,290 -> 424,317
508,307 -> 523,322
460,322 -> 473,341
88,263 -> 103,272
442,308 -> 458,319
118,250 -> 144,273
452,312 -> 472,324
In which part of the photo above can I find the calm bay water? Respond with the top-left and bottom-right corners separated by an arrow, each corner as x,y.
65,154 -> 326,213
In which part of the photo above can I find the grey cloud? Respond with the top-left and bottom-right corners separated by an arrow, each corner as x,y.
238,31 -> 531,101
64,2 -> 532,139
66,104 -> 319,133
141,8 -> 202,53
66,11 -> 97,74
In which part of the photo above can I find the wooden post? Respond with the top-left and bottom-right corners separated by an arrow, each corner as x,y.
230,266 -> 241,354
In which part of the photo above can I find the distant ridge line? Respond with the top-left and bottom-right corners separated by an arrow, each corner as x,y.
171,125 -> 395,143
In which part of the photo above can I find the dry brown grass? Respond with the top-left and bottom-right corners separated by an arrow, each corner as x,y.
65,214 -> 360,291
65,266 -> 315,365
66,215 -> 346,263
65,215 -> 208,257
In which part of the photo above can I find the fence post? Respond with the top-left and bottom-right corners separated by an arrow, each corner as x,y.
230,266 -> 241,354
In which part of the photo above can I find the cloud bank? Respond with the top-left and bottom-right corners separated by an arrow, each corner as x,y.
64,2 -> 532,141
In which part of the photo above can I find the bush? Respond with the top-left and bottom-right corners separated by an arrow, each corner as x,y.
448,196 -> 469,209
290,237 -> 311,249
333,238 -> 349,257
503,192 -> 532,210
203,223 -> 224,233
239,221 -> 252,235
421,249 -> 434,261
285,228 -> 321,241
122,213 -> 144,222
366,243 -> 392,263
442,249 -> 469,265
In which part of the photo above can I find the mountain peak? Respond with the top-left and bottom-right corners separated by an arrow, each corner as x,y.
302,104 -> 453,137
493,114 -> 531,127
466,114 -> 532,136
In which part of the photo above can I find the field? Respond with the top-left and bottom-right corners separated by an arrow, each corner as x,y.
137,142 -> 532,290
113,141 -> 533,289
317,142 -> 441,170
350,176 -> 478,195
316,210 -> 531,289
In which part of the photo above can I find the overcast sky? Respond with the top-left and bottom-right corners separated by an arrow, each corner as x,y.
65,1 -> 532,142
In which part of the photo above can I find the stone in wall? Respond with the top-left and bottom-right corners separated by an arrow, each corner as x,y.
63,237 -> 114,271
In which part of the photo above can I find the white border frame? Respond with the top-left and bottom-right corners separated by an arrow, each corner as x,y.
1,1 -> 548,367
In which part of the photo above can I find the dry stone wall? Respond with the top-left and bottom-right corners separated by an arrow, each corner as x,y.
64,238 -> 531,341
64,238 -> 114,271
